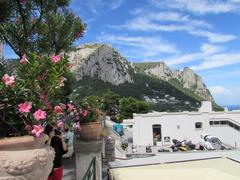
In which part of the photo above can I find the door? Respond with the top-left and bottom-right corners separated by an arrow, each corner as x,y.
152,124 -> 162,145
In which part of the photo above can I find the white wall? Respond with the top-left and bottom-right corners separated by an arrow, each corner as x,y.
129,110 -> 240,148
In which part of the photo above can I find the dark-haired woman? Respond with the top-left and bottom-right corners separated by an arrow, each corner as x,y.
45,124 -> 68,180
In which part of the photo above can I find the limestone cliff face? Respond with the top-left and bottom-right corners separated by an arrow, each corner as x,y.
174,68 -> 213,101
134,62 -> 213,101
143,62 -> 174,81
68,43 -> 213,101
68,44 -> 133,85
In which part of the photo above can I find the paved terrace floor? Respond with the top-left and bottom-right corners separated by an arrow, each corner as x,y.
62,156 -> 76,180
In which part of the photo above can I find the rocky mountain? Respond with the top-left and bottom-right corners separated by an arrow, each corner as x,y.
176,67 -> 213,101
134,62 -> 213,101
68,44 -> 133,85
68,43 -> 220,111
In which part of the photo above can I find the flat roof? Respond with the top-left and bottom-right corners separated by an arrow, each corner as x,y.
109,149 -> 240,168
109,158 -> 240,180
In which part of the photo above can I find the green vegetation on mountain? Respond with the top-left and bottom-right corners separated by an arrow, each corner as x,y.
70,72 -> 202,112
169,78 -> 223,111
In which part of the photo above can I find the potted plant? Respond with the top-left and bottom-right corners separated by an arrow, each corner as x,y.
0,53 -> 74,179
76,97 -> 105,141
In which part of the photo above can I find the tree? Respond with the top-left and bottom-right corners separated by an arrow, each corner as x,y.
101,90 -> 120,116
118,97 -> 150,120
0,0 -> 86,57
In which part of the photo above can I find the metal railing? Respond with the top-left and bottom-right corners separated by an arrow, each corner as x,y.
82,157 -> 96,180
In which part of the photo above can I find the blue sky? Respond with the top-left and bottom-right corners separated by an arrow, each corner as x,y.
4,0 -> 240,105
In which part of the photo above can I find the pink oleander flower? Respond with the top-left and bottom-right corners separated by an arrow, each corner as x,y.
54,105 -> 63,115
51,55 -> 61,63
76,122 -> 81,131
82,110 -> 88,117
39,93 -> 46,100
67,103 -> 74,112
18,102 -> 31,113
2,74 -> 15,87
20,54 -> 29,64
59,103 -> 66,110
31,125 -> 44,137
56,120 -> 64,128
39,93 -> 52,110
75,31 -> 82,39
54,106 -> 63,115
59,76 -> 67,87
33,109 -> 46,121
46,100 -> 52,110
20,0 -> 27,3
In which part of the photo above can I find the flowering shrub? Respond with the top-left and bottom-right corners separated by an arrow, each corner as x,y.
0,53 -> 74,137
77,103 -> 100,124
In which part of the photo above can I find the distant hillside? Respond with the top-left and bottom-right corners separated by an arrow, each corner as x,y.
134,62 -> 213,101
69,43 -> 222,111
71,74 -> 201,112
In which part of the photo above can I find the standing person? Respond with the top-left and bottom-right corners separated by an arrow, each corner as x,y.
45,124 -> 68,180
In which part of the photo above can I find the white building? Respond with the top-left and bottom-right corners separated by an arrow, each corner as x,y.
123,101 -> 240,148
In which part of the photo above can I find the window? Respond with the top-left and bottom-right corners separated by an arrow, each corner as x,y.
220,121 -> 228,125
195,122 -> 203,129
209,121 -> 213,125
213,121 -> 220,125
234,125 -> 240,131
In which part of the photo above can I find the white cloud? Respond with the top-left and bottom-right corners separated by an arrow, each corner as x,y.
208,86 -> 240,105
210,87 -> 240,105
71,0 -> 124,15
165,53 -> 202,66
162,44 -> 240,70
133,11 -> 189,22
229,0 -> 240,3
120,10 -> 213,32
209,86 -> 230,95
151,0 -> 240,15
191,53 -> 240,70
132,11 -> 212,29
110,0 -> 124,10
115,11 -> 236,43
189,30 -> 237,43
123,17 -> 192,32
97,35 -> 179,58
203,70 -> 240,81
200,43 -> 223,55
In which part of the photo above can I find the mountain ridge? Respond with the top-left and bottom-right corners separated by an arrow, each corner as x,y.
68,43 -> 221,111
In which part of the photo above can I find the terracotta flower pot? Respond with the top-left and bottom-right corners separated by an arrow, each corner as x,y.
80,121 -> 102,141
0,135 -> 55,180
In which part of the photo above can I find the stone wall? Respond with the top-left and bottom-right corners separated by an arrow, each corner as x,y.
74,140 -> 103,180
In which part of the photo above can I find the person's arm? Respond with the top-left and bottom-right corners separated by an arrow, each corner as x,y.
59,135 -> 68,151
46,131 -> 55,145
